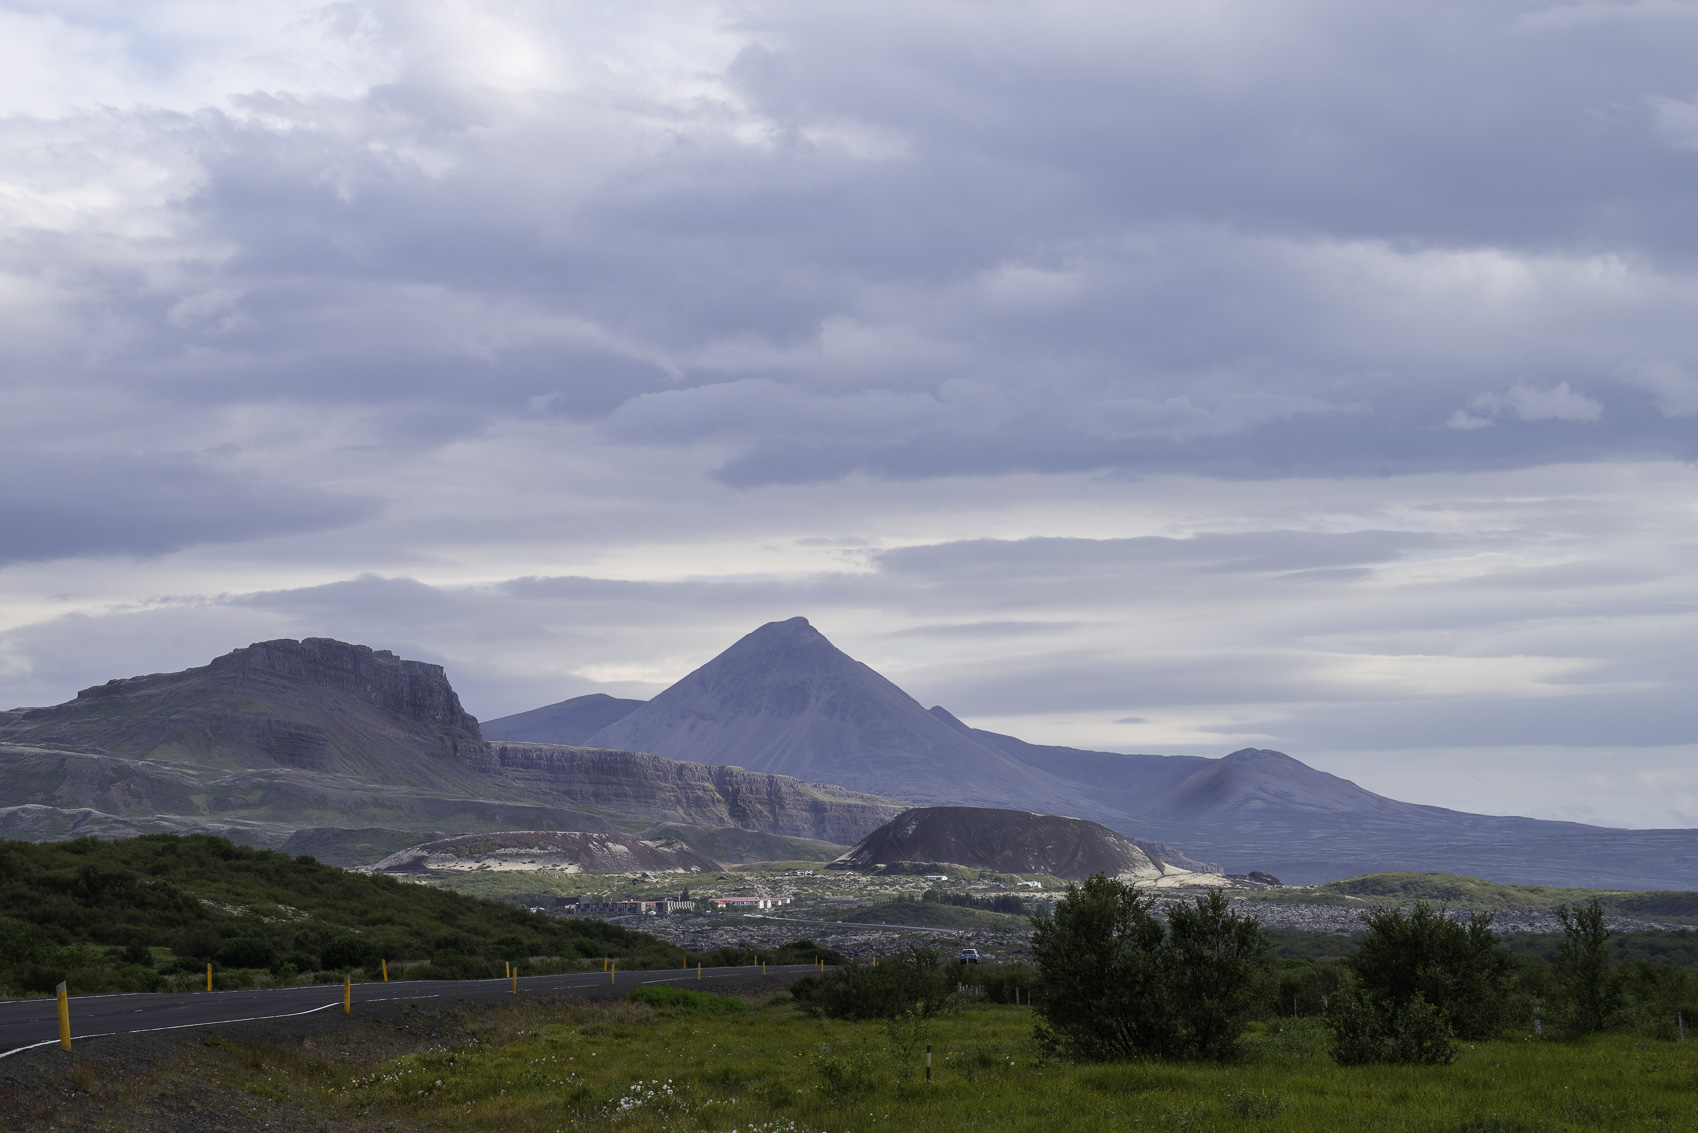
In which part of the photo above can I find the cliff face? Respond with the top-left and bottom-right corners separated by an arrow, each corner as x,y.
490,742 -> 906,845
1,638 -> 493,785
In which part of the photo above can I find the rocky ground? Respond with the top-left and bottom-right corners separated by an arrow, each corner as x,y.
595,895 -> 1686,962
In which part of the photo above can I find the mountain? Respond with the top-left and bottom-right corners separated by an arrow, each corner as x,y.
832,806 -> 1193,883
586,617 -> 1091,812
488,742 -> 902,845
0,638 -> 908,866
482,693 -> 646,745
562,620 -> 1698,889
0,638 -> 492,788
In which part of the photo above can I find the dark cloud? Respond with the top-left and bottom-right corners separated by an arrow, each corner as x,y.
0,452 -> 376,565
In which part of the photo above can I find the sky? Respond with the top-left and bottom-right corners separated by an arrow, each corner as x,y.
2,0 -> 1697,829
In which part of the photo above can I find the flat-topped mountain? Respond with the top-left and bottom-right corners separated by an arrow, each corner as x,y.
587,617 -> 1090,812
831,806 -> 1216,884
0,638 -> 492,788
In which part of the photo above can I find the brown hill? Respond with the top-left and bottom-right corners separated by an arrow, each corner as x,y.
831,806 -> 1168,882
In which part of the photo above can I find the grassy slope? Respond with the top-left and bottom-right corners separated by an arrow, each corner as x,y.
0,834 -> 718,995
1243,871 -> 1698,922
244,998 -> 1698,1132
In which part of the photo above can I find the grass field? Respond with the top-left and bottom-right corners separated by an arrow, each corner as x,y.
212,994 -> 1698,1132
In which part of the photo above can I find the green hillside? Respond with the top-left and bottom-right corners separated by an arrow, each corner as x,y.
0,834 -> 702,997
1245,871 -> 1698,922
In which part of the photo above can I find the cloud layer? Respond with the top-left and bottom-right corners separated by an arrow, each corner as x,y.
2,1 -> 1696,828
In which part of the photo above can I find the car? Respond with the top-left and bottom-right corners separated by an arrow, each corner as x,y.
958,948 -> 981,964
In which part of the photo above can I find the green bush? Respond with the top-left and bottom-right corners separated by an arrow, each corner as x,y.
1030,876 -> 1269,1062
1351,901 -> 1514,1041
626,985 -> 743,1015
791,945 -> 955,1021
1328,985 -> 1458,1066
215,937 -> 278,970
1553,900 -> 1618,1035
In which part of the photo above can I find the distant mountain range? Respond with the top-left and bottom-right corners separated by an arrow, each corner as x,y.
5,621 -> 1697,888
0,637 -> 899,867
493,617 -> 1698,889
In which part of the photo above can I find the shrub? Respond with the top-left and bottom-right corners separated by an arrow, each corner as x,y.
215,937 -> 278,970
793,945 -> 955,1021
1352,901 -> 1514,1040
1553,900 -> 1618,1035
1030,876 -> 1269,1062
1328,985 -> 1458,1066
320,936 -> 378,971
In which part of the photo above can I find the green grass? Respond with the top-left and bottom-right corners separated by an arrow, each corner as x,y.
1246,872 -> 1698,924
253,997 -> 1698,1132
0,834 -> 738,996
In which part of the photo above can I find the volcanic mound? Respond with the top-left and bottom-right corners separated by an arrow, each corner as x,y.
830,806 -> 1220,883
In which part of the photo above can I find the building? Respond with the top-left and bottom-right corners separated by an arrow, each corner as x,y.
555,897 -> 696,915
707,895 -> 793,911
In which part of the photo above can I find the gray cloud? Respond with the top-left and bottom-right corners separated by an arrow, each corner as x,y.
4,3 -> 1698,825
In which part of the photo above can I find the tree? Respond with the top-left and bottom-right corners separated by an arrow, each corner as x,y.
1554,900 -> 1616,1035
1327,900 -> 1514,1065
1164,889 -> 1270,1060
1352,901 -> 1513,1040
1030,875 -> 1268,1062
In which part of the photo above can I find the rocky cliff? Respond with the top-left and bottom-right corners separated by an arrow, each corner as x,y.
490,742 -> 905,845
1,638 -> 493,786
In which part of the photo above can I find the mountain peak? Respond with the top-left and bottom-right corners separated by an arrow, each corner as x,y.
587,619 -> 1090,811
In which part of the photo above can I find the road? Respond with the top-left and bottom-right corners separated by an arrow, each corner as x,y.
0,964 -> 821,1060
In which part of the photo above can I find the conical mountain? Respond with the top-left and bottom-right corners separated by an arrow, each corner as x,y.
586,617 -> 1090,811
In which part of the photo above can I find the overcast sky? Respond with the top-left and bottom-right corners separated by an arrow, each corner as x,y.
3,0 -> 1696,828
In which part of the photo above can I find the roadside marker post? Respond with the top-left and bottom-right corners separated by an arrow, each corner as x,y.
511,967 -> 517,995
206,964 -> 212,991
343,977 -> 351,1015
505,961 -> 510,978
381,959 -> 388,982
762,961 -> 766,974
696,963 -> 701,981
610,962 -> 615,986
56,982 -> 70,1051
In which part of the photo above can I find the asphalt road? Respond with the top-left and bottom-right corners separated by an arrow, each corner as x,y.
0,963 -> 821,1060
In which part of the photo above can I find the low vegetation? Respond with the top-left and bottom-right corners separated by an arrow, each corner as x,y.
82,993 -> 1698,1132
1259,871 -> 1698,923
0,835 -> 837,996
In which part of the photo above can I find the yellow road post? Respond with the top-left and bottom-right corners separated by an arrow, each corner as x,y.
205,963 -> 212,991
381,959 -> 388,982
56,982 -> 70,1051
343,976 -> 351,1014
697,963 -> 701,981
511,967 -> 517,995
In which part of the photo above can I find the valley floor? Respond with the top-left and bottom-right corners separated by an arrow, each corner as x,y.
10,986 -> 1698,1132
